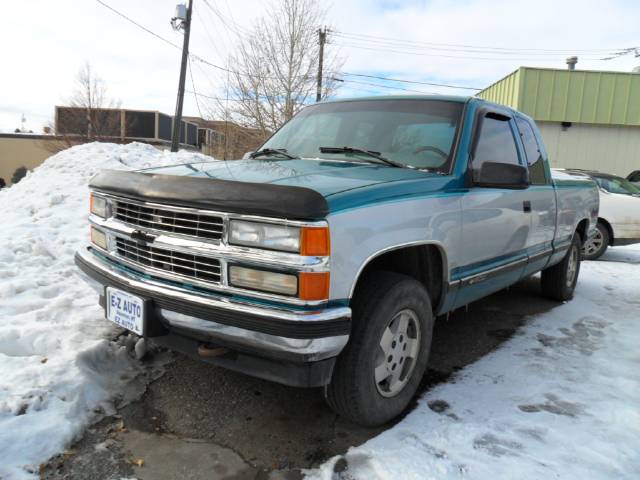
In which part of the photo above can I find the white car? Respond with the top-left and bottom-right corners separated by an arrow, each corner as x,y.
564,170 -> 640,259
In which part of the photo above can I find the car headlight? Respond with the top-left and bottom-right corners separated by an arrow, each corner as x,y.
90,227 -> 108,250
229,266 -> 298,296
229,220 -> 301,252
228,266 -> 330,300
90,193 -> 109,218
228,220 -> 330,255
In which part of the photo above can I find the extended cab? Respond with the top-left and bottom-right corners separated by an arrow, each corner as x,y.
76,96 -> 598,426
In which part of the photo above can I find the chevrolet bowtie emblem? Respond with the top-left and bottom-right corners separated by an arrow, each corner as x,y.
130,230 -> 157,245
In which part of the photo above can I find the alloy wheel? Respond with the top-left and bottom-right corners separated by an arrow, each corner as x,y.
566,245 -> 579,287
583,229 -> 604,258
374,309 -> 421,398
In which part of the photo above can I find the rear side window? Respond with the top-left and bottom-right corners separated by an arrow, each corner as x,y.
516,118 -> 547,185
472,115 -> 520,179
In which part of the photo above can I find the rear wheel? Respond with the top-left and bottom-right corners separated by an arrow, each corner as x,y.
582,222 -> 609,260
325,272 -> 434,427
541,234 -> 581,301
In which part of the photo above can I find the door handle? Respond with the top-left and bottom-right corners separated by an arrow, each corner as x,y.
523,200 -> 532,213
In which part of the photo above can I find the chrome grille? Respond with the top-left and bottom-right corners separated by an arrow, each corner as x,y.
115,237 -> 221,284
113,200 -> 224,241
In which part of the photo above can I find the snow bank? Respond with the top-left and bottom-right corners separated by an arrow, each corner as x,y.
310,246 -> 640,480
0,142 -> 213,479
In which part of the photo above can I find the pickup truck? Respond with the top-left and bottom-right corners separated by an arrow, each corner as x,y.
76,95 -> 598,426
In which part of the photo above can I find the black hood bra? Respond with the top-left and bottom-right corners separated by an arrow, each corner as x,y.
90,170 -> 329,220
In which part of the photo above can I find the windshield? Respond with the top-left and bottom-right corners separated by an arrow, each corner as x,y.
260,99 -> 464,171
593,176 -> 640,195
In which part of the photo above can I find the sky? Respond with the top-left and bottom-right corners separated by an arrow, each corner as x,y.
1,0 -> 639,132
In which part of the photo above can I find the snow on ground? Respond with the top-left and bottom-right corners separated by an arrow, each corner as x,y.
311,245 -> 640,480
0,142 -> 214,479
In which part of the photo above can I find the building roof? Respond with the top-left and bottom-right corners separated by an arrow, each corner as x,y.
476,66 -> 640,127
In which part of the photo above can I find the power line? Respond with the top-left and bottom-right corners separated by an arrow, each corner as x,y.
95,0 -> 181,50
330,30 -> 635,55
195,4 -> 229,65
334,72 -> 482,90
188,57 -> 203,117
332,42 -> 609,62
186,89 -> 315,105
201,0 -> 248,37
334,40 -> 606,60
93,0 -> 305,81
330,77 -> 435,95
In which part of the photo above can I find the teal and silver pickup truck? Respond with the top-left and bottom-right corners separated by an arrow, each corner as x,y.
76,95 -> 598,426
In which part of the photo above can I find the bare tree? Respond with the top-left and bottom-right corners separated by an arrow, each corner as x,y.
66,62 -> 121,139
214,0 -> 342,137
44,63 -> 124,153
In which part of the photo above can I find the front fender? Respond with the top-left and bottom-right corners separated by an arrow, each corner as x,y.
326,194 -> 462,302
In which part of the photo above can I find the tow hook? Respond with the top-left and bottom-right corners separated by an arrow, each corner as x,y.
198,344 -> 229,357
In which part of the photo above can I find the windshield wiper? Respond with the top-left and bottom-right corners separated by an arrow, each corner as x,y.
319,146 -> 407,169
250,148 -> 298,160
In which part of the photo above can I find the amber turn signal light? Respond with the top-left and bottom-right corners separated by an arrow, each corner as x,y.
300,227 -> 330,256
298,272 -> 330,301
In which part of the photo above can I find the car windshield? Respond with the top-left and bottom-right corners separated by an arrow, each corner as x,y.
593,175 -> 640,195
260,99 -> 464,171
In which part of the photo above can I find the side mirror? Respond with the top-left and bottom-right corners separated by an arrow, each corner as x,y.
474,162 -> 529,189
242,151 -> 254,160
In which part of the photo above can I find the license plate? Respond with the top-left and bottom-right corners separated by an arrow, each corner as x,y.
106,287 -> 145,335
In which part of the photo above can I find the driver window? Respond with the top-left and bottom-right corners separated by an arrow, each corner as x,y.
473,115 -> 520,180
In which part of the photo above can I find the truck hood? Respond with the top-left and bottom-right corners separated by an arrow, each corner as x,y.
143,158 -> 436,198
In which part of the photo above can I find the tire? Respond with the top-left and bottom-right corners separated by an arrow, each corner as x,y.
325,272 -> 434,427
541,234 -> 581,301
582,222 -> 609,260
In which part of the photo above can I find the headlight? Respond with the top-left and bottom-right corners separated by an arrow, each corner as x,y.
228,220 -> 330,255
90,193 -> 109,218
90,227 -> 108,250
229,220 -> 300,253
229,266 -> 298,296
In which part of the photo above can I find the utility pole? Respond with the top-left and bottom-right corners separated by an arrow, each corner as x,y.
316,28 -> 327,102
171,0 -> 193,152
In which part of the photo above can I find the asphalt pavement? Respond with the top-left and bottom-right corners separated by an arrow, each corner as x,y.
41,275 -> 559,479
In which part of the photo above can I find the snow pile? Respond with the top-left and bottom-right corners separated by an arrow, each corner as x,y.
0,142 -> 213,479
311,246 -> 640,480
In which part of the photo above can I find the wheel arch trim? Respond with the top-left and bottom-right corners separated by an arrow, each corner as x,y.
347,240 -> 450,300
597,217 -> 614,245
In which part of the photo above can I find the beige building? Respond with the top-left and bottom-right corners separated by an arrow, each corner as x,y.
0,107 -> 225,187
477,65 -> 640,177
0,134 -> 56,186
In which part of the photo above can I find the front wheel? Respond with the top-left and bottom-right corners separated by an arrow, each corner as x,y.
582,222 -> 609,260
325,272 -> 434,427
541,235 -> 581,301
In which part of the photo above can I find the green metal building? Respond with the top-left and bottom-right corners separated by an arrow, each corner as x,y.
477,66 -> 640,176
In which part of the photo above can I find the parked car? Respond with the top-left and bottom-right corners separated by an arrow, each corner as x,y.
563,169 -> 640,260
76,95 -> 598,426
627,170 -> 640,186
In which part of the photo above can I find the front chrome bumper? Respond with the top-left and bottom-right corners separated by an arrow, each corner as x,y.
75,246 -> 351,363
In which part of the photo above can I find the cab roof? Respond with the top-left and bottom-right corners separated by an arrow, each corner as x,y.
321,94 -> 473,104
